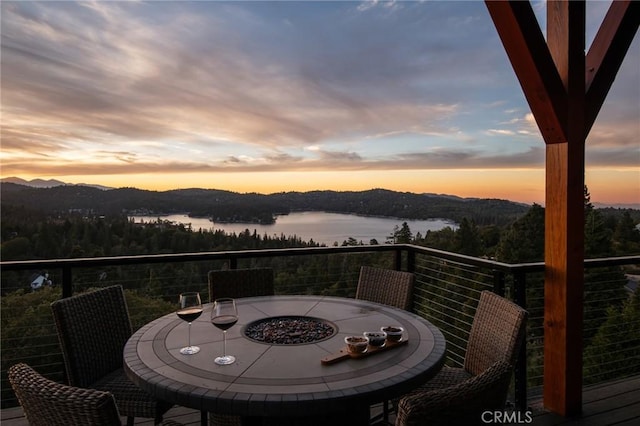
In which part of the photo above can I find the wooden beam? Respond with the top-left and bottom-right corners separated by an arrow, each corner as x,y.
485,1 -> 567,145
485,1 -> 636,417
585,0 -> 640,136
544,1 -> 585,417
544,142 -> 585,415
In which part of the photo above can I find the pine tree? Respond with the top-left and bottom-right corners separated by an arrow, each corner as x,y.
455,218 -> 481,256
495,204 -> 545,263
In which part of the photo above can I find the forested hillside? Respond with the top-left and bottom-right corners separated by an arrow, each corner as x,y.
2,183 -> 639,262
1,183 -> 533,226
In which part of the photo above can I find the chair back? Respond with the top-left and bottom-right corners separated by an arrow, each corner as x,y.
8,363 -> 121,426
463,290 -> 528,376
51,285 -> 133,388
208,268 -> 275,302
355,266 -> 414,311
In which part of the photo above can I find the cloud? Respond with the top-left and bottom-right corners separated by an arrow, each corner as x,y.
1,0 -> 637,185
486,129 -> 516,136
357,0 -> 401,13
2,1 -> 495,138
316,150 -> 363,162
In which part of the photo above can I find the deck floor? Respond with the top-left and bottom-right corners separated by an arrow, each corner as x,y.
2,376 -> 638,425
528,376 -> 640,426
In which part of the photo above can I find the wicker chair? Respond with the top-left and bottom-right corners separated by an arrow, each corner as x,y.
355,266 -> 414,310
207,267 -> 275,426
8,363 -> 122,426
50,285 -> 172,426
394,290 -> 528,426
395,360 -> 513,426
207,267 -> 275,302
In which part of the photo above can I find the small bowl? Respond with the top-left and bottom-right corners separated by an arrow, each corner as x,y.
381,326 -> 404,342
345,336 -> 369,354
364,331 -> 387,347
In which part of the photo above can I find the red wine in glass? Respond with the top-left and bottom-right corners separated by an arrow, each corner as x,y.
211,298 -> 238,365
177,308 -> 203,323
177,292 -> 202,355
211,315 -> 238,331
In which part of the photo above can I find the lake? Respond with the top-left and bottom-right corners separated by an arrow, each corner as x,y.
130,211 -> 457,246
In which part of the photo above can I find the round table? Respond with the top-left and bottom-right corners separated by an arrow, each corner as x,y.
123,295 -> 446,422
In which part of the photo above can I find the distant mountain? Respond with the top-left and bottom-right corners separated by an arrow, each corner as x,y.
0,176 -> 112,191
1,177 -> 67,188
594,202 -> 640,210
0,183 -> 534,226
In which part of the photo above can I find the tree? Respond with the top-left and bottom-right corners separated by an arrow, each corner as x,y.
0,237 -> 32,260
583,288 -> 640,383
416,226 -> 457,251
389,222 -> 413,244
341,237 -> 361,246
495,204 -> 545,263
585,208 -> 612,257
613,211 -> 640,254
455,218 -> 481,256
582,185 -> 614,257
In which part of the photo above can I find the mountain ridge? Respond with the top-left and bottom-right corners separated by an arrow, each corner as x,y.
2,178 -> 638,216
1,176 -> 113,191
0,181 -> 534,226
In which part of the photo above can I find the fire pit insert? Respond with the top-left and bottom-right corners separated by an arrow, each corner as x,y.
243,316 -> 337,345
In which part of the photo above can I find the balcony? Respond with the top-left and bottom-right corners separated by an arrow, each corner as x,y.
2,244 -> 639,424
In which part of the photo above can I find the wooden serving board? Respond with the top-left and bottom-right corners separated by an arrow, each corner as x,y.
321,339 -> 408,365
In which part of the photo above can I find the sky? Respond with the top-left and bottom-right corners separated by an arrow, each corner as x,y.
1,0 -> 638,205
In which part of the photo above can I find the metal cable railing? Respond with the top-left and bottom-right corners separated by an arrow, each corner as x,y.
1,245 -> 638,412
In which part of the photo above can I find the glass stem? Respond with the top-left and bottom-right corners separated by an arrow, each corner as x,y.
223,330 -> 227,356
188,322 -> 192,347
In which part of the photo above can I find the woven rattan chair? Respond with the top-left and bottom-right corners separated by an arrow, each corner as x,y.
394,290 -> 528,426
50,285 -> 172,426
355,266 -> 414,310
8,362 -> 122,426
395,360 -> 513,426
207,267 -> 274,426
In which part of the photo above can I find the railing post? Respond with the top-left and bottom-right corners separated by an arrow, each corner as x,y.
394,248 -> 402,271
62,265 -> 73,298
407,248 -> 416,274
493,270 -> 505,296
513,270 -> 528,412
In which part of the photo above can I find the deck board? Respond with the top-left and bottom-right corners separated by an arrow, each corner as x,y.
2,376 -> 638,425
528,375 -> 640,426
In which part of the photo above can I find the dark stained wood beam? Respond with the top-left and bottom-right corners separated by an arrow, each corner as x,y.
485,1 -> 568,145
544,1 -> 585,417
585,0 -> 639,136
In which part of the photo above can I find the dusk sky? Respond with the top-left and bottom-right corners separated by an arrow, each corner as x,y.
1,1 -> 638,205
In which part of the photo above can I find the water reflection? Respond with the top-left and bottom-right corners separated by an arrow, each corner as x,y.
130,211 -> 457,246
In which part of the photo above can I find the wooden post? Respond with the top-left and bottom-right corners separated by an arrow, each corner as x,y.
543,1 -> 585,416
544,142 -> 585,416
485,0 -> 637,416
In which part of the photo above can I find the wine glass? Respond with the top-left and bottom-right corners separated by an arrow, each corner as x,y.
176,292 -> 202,355
211,298 -> 238,365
